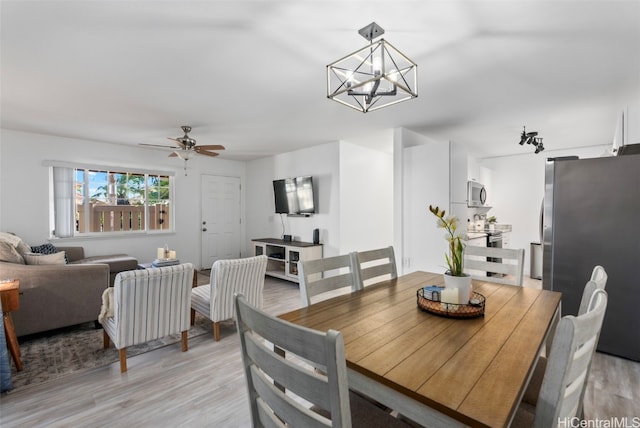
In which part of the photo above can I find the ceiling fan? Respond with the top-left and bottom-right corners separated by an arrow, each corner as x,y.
141,126 -> 225,159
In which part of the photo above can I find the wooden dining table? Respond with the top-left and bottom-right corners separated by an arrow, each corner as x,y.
279,271 -> 562,428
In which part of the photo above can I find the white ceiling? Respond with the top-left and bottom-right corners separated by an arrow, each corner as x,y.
2,1 -> 639,161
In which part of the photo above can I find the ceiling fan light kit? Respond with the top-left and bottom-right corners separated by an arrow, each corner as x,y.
327,22 -> 418,113
139,125 -> 225,175
519,126 -> 544,153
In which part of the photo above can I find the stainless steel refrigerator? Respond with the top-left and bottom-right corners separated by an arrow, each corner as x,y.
543,154 -> 640,361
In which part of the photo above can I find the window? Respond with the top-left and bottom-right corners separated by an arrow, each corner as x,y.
50,164 -> 174,238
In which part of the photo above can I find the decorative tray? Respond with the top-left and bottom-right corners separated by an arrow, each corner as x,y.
416,287 -> 485,319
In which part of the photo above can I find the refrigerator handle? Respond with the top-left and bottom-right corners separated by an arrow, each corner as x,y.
539,198 -> 544,244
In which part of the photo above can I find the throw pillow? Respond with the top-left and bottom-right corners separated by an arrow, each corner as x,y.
16,241 -> 31,257
0,241 -> 25,264
31,242 -> 68,263
0,232 -> 22,247
23,251 -> 67,265
97,288 -> 114,324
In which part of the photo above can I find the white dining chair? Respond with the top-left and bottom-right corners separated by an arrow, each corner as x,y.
299,253 -> 359,306
524,265 -> 608,417
191,255 -> 267,341
579,265 -> 608,316
234,293 -> 411,428
463,246 -> 525,286
514,288 -> 608,427
354,246 -> 397,289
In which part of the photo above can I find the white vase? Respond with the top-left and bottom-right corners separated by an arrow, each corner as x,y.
443,273 -> 473,304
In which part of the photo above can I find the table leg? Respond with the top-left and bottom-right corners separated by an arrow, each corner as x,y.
3,312 -> 22,371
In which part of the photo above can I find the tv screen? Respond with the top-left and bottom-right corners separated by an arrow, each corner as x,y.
272,176 -> 315,215
273,179 -> 289,214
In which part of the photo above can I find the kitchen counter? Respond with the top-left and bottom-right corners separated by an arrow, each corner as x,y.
468,223 -> 512,234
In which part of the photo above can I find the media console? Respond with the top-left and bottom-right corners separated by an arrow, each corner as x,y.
251,238 -> 323,283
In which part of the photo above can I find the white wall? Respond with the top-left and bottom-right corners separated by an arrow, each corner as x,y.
0,129 -> 246,268
245,142 -> 341,256
393,128 -> 451,275
480,144 -> 609,276
338,141 -> 393,253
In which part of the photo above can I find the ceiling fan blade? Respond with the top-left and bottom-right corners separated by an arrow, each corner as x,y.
140,143 -> 181,149
195,150 -> 220,157
167,137 -> 186,148
168,152 -> 178,157
196,144 -> 225,151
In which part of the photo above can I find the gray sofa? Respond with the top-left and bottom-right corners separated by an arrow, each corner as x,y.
0,246 -> 138,337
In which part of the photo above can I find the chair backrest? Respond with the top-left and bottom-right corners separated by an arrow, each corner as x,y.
235,293 -> 351,428
299,253 -> 359,306
209,255 -> 267,322
112,263 -> 194,348
575,265 -> 607,417
355,246 -> 397,289
463,246 -> 525,286
578,265 -> 608,316
534,288 -> 608,426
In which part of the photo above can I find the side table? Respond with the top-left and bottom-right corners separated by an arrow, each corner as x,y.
0,279 -> 22,371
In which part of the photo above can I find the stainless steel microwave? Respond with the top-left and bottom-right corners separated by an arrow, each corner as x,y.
468,181 -> 487,207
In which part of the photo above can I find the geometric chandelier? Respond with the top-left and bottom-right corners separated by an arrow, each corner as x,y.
327,22 -> 418,113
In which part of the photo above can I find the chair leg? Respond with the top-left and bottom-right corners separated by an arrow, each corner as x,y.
119,348 -> 127,373
181,330 -> 188,352
103,330 -> 110,349
213,321 -> 220,341
190,308 -> 196,326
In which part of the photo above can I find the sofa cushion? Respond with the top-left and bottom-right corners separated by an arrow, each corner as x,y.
72,254 -> 138,273
23,251 -> 67,265
0,242 -> 24,264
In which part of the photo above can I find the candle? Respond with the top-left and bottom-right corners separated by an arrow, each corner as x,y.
169,250 -> 176,260
157,248 -> 164,259
441,288 -> 459,304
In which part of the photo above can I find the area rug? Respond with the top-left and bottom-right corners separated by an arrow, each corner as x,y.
9,316 -> 213,390
9,270 -> 214,390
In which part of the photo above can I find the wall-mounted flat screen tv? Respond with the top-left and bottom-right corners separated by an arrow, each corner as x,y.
273,176 -> 315,215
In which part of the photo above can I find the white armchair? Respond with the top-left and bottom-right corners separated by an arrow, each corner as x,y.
100,263 -> 194,373
191,255 -> 267,341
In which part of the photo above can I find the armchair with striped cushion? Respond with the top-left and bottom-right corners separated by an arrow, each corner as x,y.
191,255 -> 267,341
100,263 -> 194,373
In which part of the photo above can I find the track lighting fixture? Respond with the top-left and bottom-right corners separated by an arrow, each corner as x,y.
519,126 -> 545,153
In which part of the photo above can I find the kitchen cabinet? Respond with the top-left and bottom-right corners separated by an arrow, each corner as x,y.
252,238 -> 323,283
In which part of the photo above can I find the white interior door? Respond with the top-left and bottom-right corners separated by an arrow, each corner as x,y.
201,175 -> 241,269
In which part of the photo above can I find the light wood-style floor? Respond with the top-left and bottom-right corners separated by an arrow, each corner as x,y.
1,275 -> 638,427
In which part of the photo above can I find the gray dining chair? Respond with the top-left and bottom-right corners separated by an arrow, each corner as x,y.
234,293 -> 411,428
515,287 -> 608,427
354,246 -> 397,289
299,253 -> 360,306
463,246 -> 525,286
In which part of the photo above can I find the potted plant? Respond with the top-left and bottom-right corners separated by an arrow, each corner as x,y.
487,215 -> 497,231
429,205 -> 472,304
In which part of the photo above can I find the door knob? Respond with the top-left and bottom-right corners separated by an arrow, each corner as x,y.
202,228 -> 207,232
